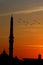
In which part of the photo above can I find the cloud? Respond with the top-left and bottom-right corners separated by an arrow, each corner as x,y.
0,7 -> 43,16
24,45 -> 43,48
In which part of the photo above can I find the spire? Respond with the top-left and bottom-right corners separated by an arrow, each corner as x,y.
9,16 -> 14,57
10,16 -> 13,37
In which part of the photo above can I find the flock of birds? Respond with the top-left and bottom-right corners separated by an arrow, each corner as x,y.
17,17 -> 40,26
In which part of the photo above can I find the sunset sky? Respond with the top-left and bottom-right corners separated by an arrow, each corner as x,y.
0,0 -> 43,59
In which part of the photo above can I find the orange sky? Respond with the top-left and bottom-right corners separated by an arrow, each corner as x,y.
14,11 -> 43,59
1,0 -> 43,60
0,10 -> 43,59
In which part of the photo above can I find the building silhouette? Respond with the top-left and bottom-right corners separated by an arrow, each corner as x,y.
9,16 -> 14,57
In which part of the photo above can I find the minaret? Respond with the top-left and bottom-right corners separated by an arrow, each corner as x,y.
9,16 -> 14,57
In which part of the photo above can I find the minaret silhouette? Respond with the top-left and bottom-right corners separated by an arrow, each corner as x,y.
9,16 -> 14,57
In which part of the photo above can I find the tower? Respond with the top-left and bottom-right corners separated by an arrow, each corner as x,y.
38,54 -> 41,59
9,16 -> 14,57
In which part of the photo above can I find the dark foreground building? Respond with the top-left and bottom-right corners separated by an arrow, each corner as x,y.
0,16 -> 43,65
0,52 -> 43,65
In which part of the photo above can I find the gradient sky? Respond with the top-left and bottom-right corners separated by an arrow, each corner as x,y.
0,0 -> 43,59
